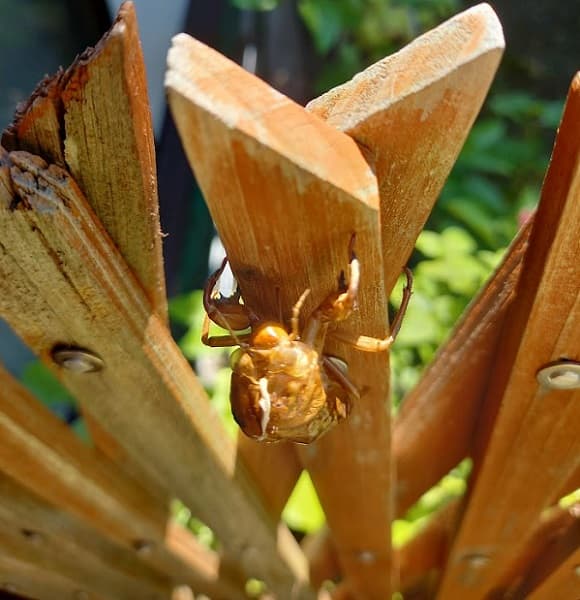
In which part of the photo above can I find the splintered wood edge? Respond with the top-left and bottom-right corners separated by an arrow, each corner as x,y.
393,218 -> 532,516
307,3 -> 503,125
438,74 -> 580,598
308,2 -> 504,296
167,34 -> 394,598
0,148 -> 309,597
61,1 -> 167,322
2,1 -> 167,323
0,362 -> 245,598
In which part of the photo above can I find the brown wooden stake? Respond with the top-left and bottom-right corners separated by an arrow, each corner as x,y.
308,3 -> 504,296
166,4 -> 503,596
0,148 -> 309,597
437,73 -> 580,599
166,33 -> 390,598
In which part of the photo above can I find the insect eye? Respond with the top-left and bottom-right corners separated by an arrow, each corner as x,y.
252,323 -> 288,348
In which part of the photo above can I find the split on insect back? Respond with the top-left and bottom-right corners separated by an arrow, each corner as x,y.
202,234 -> 413,444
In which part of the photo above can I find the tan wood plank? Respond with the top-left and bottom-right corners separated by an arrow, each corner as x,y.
0,148 -> 309,597
0,361 -> 245,599
0,475 -> 172,600
307,3 -> 504,295
437,74 -> 580,599
393,219 -> 532,516
166,33 -> 392,599
2,1 -> 167,322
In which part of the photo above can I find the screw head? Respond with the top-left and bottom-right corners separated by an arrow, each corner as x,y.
20,528 -> 44,544
133,539 -> 155,556
52,346 -> 104,373
536,361 -> 580,390
357,550 -> 376,564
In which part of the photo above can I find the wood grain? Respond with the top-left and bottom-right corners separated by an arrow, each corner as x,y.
437,74 -> 580,599
0,148 -> 309,597
308,3 -> 504,295
393,218 -> 532,516
0,361 -> 245,599
166,6 -> 504,593
2,1 -> 167,322
167,33 -> 392,599
0,475 -> 172,600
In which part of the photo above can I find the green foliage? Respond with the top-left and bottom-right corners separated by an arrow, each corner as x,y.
393,459 -> 471,547
282,471 -> 325,534
390,227 -> 505,407
20,360 -> 89,442
230,0 -> 279,10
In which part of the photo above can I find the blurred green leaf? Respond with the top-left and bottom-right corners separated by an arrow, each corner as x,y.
283,471 -> 325,533
21,361 -> 75,408
230,0 -> 279,10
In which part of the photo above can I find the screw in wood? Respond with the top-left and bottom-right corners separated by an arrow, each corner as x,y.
536,361 -> 580,390
357,550 -> 376,564
20,528 -> 44,544
51,346 -> 104,373
133,538 -> 155,556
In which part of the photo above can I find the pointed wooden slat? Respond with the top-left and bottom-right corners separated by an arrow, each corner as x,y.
2,1 -> 167,322
308,3 -> 504,295
393,218 -> 532,516
167,34 -> 395,599
0,148 -> 309,597
0,475 -> 172,600
0,361 -> 245,599
437,74 -> 580,599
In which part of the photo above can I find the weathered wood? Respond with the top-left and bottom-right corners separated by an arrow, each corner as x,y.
167,33 -> 393,599
0,475 -> 172,599
307,3 -> 504,295
0,148 -> 309,597
0,361 -> 245,599
393,219 -> 532,516
1,1 -> 171,500
437,74 -> 580,599
2,1 -> 167,322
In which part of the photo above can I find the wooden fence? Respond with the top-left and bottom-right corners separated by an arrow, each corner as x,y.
0,2 -> 577,599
